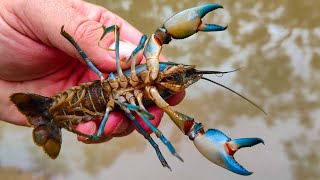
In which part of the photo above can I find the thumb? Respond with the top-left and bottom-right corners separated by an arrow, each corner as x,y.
19,0 -> 144,72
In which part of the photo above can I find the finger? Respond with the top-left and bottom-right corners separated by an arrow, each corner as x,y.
76,111 -> 134,143
133,106 -> 164,134
61,1 -> 142,72
10,0 -> 144,73
60,0 -> 144,72
76,121 -> 113,144
133,91 -> 185,134
102,111 -> 134,136
75,1 -> 146,68
97,107 -> 163,136
76,121 -> 96,142
166,91 -> 186,106
72,0 -> 143,44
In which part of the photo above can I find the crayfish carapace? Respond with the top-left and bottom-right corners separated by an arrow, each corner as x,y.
10,4 -> 265,176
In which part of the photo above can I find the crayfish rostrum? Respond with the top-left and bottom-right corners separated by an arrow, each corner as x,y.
10,4 -> 265,176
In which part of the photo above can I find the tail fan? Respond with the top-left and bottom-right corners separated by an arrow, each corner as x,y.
10,93 -> 62,159
32,123 -> 62,159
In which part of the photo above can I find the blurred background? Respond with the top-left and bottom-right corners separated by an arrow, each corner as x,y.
1,0 -> 319,179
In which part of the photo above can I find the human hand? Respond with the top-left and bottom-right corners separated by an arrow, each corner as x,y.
0,0 -> 184,143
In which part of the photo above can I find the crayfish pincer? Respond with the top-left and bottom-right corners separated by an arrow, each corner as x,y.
10,4 -> 264,175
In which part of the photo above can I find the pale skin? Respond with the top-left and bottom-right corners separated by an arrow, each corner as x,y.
0,0 -> 184,143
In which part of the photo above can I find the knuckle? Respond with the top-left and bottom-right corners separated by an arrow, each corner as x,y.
72,20 -> 102,44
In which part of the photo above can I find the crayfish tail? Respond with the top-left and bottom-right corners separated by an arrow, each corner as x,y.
10,93 -> 54,126
10,93 -> 61,159
32,123 -> 62,159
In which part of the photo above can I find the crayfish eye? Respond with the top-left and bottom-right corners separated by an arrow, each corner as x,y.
165,76 -> 175,81
164,74 -> 183,84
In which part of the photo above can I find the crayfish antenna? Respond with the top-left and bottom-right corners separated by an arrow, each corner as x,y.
195,67 -> 243,75
201,77 -> 267,115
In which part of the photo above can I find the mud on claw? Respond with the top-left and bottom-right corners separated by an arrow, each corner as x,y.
10,4 -> 265,176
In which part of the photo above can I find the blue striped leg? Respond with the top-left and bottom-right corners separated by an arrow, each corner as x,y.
122,108 -> 171,171
117,101 -> 183,162
127,35 -> 147,66
99,25 -> 127,83
127,35 -> 147,83
116,101 -> 154,120
60,26 -> 104,81
86,106 -> 113,140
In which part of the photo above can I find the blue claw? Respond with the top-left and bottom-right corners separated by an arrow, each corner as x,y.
163,4 -> 227,39
198,24 -> 228,32
198,4 -> 223,18
193,129 -> 264,176
231,138 -> 265,149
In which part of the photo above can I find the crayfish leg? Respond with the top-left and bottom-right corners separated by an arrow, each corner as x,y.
99,25 -> 129,88
60,26 -> 104,81
145,86 -> 195,134
121,106 -> 172,171
127,35 -> 147,87
116,101 -> 183,162
95,106 -> 113,138
145,86 -> 264,175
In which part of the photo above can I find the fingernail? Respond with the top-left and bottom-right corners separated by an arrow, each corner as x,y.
88,122 -> 96,135
76,122 -> 96,142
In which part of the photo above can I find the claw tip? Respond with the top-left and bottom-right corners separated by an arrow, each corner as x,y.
216,4 -> 223,9
223,25 -> 228,30
254,138 -> 265,145
207,3 -> 223,9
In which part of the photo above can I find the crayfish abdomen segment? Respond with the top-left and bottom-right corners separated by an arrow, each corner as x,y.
50,81 -> 110,119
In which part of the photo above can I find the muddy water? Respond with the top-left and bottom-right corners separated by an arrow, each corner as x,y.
1,1 -> 319,180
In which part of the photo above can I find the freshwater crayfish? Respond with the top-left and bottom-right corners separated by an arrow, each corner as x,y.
10,4 -> 265,176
